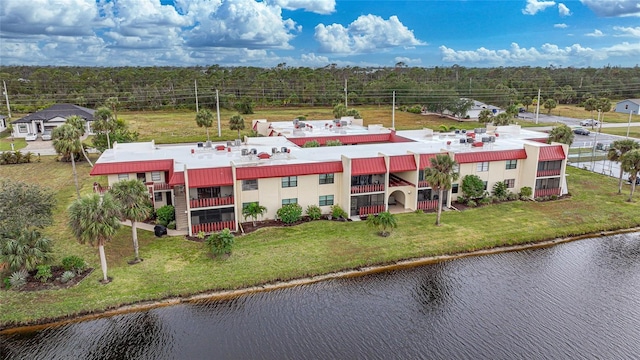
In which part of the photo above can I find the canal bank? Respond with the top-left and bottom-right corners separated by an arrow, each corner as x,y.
3,226 -> 639,334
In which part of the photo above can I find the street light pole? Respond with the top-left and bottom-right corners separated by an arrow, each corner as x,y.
627,109 -> 633,138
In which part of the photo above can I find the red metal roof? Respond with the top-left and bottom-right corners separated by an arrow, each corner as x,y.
169,171 -> 185,186
455,149 -> 527,164
351,157 -> 387,175
236,161 -> 343,180
286,133 -> 391,147
90,159 -> 173,176
419,154 -> 439,168
188,167 -> 233,188
539,145 -> 566,161
389,155 -> 416,172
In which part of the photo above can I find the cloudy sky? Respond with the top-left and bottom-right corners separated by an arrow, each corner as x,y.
1,0 -> 639,68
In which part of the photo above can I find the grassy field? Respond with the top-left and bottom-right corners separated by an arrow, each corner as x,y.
0,131 -> 26,151
599,126 -> 640,139
1,155 -> 639,329
546,104 -> 640,123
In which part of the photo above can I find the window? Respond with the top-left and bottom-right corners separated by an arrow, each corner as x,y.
18,124 -> 28,133
281,176 -> 298,188
452,183 -> 459,194
242,179 -> 258,191
151,171 -> 162,181
505,179 -> 515,188
477,162 -> 489,172
505,160 -> 517,170
453,164 -> 460,174
154,192 -> 163,202
319,173 -> 334,184
118,174 -> 129,181
282,198 -> 298,205
483,181 -> 488,190
319,195 -> 334,206
242,201 -> 259,210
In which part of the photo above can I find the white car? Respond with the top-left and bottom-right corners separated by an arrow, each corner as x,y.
580,119 -> 599,127
25,133 -> 38,141
42,130 -> 52,141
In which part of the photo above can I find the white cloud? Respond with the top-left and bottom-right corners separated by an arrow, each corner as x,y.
580,0 -> 640,17
558,3 -> 572,16
268,0 -> 335,14
602,41 -> 640,57
0,0 -> 104,36
522,0 -> 556,15
554,23 -> 569,28
314,15 -> 425,54
439,42 -> 606,65
299,53 -> 331,66
394,56 -> 422,65
613,26 -> 640,37
586,29 -> 605,37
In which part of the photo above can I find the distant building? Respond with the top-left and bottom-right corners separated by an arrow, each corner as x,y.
444,99 -> 504,120
0,114 -> 6,132
10,104 -> 95,139
614,99 -> 640,115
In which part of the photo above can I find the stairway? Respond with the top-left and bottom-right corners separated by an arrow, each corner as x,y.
173,190 -> 188,232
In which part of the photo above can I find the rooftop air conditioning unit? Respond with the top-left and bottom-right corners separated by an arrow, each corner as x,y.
234,139 -> 241,146
489,136 -> 496,142
459,138 -> 466,144
281,147 -> 288,153
474,128 -> 482,134
455,130 -> 460,134
197,142 -> 203,148
226,141 -> 233,147
481,128 -> 487,133
241,149 -> 249,156
466,138 -> 474,143
341,120 -> 348,126
251,148 -> 257,155
461,129 -> 467,134
272,147 -> 278,154
482,137 -> 490,143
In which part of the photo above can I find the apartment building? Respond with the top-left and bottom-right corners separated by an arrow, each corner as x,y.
91,119 -> 568,236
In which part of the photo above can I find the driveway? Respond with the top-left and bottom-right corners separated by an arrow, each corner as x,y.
21,138 -> 57,155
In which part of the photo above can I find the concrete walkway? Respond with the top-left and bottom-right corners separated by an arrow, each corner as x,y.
121,220 -> 188,237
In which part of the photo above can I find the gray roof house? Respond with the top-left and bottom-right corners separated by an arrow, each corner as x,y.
11,104 -> 95,139
614,99 -> 640,115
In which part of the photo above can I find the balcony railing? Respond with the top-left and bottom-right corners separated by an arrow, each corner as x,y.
358,204 -> 385,216
534,188 -> 561,198
418,180 -> 430,188
417,200 -> 438,210
351,184 -> 385,194
537,169 -> 561,177
190,196 -> 234,209
152,182 -> 172,191
192,220 -> 236,234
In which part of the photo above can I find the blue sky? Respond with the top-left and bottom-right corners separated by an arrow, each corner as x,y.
0,0 -> 639,68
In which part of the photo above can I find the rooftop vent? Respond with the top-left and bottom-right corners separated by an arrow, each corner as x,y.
226,141 -> 233,147
241,149 -> 249,156
272,147 -> 278,154
250,148 -> 257,155
489,136 -> 496,142
234,139 -> 241,146
197,142 -> 203,148
459,138 -> 466,144
281,147 -> 288,153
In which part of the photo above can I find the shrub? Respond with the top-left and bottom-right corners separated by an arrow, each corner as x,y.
550,195 -> 559,200
277,203 -> 303,224
466,199 -> 477,207
519,186 -> 533,200
156,205 -> 175,226
302,140 -> 320,148
507,192 -> 519,201
35,264 -> 52,283
461,175 -> 485,200
167,220 -> 176,230
492,181 -> 509,200
62,255 -> 86,274
479,197 -> 493,205
206,228 -> 235,257
306,205 -> 322,220
9,269 -> 28,289
330,205 -> 348,219
60,270 -> 76,284
325,139 -> 342,146
4,277 -> 10,289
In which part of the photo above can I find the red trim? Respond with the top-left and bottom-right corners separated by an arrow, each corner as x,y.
455,149 -> 527,164
236,161 -> 342,180
169,171 -> 184,186
188,167 -> 233,188
351,157 -> 386,175
90,159 -> 173,176
419,154 -> 439,168
539,145 -> 566,161
389,155 -> 416,172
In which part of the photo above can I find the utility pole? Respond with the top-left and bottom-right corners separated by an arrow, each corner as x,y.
535,88 -> 541,124
195,80 -> 199,113
627,109 -> 633,138
3,80 -> 11,118
216,89 -> 221,137
392,91 -> 396,129
344,78 -> 348,109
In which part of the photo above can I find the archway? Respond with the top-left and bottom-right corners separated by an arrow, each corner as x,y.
388,190 -> 407,213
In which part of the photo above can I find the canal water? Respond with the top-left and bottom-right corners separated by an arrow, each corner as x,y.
2,233 -> 639,359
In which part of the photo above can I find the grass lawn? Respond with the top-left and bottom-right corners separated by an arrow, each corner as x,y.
1,156 -> 639,329
600,126 -> 640,139
0,134 -> 26,152
545,104 -> 640,124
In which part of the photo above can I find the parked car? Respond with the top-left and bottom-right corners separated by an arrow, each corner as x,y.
25,133 -> 38,141
41,130 -> 52,141
627,177 -> 640,185
580,119 -> 599,127
573,127 -> 590,136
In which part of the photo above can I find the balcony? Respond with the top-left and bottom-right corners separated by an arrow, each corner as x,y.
351,183 -> 385,194
152,182 -> 172,191
534,188 -> 561,198
192,220 -> 236,234
417,200 -> 438,210
537,169 -> 561,177
418,180 -> 430,188
190,196 -> 234,209
358,204 -> 385,216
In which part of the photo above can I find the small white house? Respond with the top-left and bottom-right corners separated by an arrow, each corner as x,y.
444,98 -> 504,120
11,104 -> 95,139
614,99 -> 640,115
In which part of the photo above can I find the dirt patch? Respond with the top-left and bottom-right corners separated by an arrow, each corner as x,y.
4,266 -> 93,292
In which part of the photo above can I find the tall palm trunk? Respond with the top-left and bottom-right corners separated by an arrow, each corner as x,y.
131,219 -> 140,261
71,153 -> 80,199
81,146 -> 93,167
435,189 -> 443,226
98,243 -> 108,282
629,181 -> 637,202
618,167 -> 624,194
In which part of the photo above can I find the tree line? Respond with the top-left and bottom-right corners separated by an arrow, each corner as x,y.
1,64 -> 639,114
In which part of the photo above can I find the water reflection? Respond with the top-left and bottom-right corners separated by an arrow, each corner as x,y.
2,233 -> 639,359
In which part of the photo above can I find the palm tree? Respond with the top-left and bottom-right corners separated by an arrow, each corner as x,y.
242,202 -> 267,226
0,229 -> 53,272
366,211 -> 398,237
52,123 -> 83,199
620,149 -> 640,202
93,106 -> 115,149
423,154 -> 459,226
229,114 -> 245,140
607,139 -> 640,194
478,109 -> 493,125
109,179 -> 152,263
68,193 -> 121,283
66,115 -> 93,166
195,108 -> 214,142
547,124 -> 574,146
